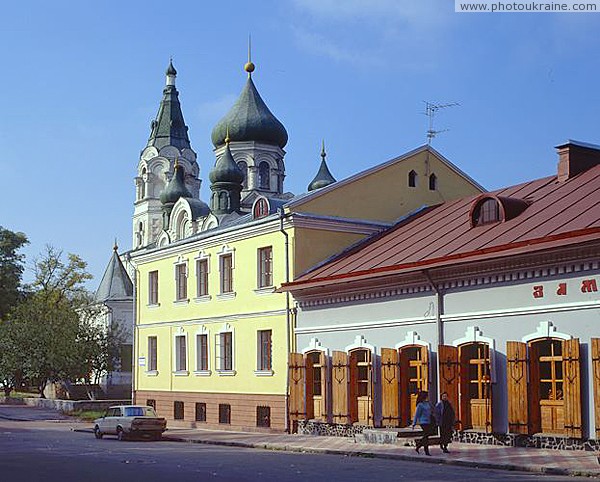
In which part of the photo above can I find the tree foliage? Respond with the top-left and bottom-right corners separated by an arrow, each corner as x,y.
0,245 -> 126,399
0,226 -> 29,320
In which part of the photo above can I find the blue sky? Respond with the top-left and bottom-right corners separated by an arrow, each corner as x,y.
1,0 -> 599,287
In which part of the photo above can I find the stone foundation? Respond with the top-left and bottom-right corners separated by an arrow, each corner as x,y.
453,431 -> 600,451
296,420 -> 600,452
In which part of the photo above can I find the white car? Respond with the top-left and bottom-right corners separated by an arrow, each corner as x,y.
93,405 -> 167,441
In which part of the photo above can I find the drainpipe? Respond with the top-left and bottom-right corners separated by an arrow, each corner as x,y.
126,253 -> 138,405
279,208 -> 291,432
423,270 -> 443,401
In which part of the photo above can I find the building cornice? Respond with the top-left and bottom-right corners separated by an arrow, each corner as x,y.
136,308 -> 287,328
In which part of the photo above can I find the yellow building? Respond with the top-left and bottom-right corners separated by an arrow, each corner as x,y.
127,60 -> 483,431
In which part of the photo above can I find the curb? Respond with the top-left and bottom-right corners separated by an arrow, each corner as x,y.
161,435 -> 600,478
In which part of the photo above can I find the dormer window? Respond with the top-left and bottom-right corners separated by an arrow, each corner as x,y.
408,170 -> 417,188
473,198 -> 500,226
253,198 -> 269,219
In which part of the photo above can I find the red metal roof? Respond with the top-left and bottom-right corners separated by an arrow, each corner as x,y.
284,164 -> 600,291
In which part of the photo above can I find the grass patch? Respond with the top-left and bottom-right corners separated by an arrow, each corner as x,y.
64,409 -> 106,422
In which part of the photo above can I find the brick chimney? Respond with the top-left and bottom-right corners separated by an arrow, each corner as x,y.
556,140 -> 600,182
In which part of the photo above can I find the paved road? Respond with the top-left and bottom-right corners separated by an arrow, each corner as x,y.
0,405 -> 578,481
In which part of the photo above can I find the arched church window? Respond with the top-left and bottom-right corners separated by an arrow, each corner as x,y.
408,170 -> 417,188
259,162 -> 270,190
429,173 -> 437,191
219,192 -> 229,211
238,161 -> 248,189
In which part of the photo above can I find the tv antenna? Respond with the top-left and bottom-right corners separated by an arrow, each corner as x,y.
424,101 -> 459,145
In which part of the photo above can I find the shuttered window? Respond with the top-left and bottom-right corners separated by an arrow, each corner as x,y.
196,334 -> 208,371
220,254 -> 233,294
175,335 -> 187,372
175,263 -> 187,300
258,247 -> 273,288
257,330 -> 272,371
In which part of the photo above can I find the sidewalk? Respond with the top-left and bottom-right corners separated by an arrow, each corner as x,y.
162,428 -> 600,478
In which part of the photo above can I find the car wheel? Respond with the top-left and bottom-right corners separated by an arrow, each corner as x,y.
94,426 -> 103,439
117,427 -> 126,441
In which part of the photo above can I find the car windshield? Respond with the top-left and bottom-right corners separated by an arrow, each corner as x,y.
124,407 -> 156,417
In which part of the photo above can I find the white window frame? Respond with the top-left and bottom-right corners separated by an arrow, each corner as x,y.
215,323 -> 235,375
148,270 -> 159,306
452,326 -> 497,383
173,329 -> 189,375
173,256 -> 189,304
257,246 -> 274,290
255,329 -> 273,376
146,335 -> 159,375
217,245 -> 236,300
194,251 -> 211,302
195,326 -> 211,376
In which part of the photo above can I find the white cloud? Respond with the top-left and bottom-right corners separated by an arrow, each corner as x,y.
292,0 -> 447,26
292,27 -> 386,68
197,93 -> 238,122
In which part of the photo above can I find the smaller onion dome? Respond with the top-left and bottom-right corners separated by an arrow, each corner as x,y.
308,141 -> 337,191
160,160 -> 192,205
166,59 -> 177,76
209,137 -> 244,185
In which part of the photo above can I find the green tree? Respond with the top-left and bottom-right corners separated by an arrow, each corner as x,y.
6,246 -> 93,396
0,227 -> 29,320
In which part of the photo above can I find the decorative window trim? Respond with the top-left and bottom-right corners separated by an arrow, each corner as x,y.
522,321 -> 571,343
257,246 -> 274,289
254,370 -> 274,376
301,337 -> 330,356
195,325 -> 210,374
216,292 -> 236,301
173,256 -> 189,302
452,326 -> 496,383
252,196 -> 270,219
218,245 -> 235,296
344,335 -> 376,354
395,331 -> 430,350
172,327 -> 188,374
194,251 -> 211,298
145,370 -> 159,377
215,323 -> 235,375
253,287 -> 275,295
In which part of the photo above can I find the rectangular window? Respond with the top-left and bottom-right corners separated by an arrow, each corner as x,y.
217,332 -> 233,371
148,336 -> 157,371
175,335 -> 187,372
196,259 -> 209,297
176,263 -> 187,300
195,402 -> 207,422
219,403 -> 231,424
196,334 -> 208,371
120,344 -> 133,373
148,270 -> 158,305
220,254 -> 233,294
174,401 -> 184,420
256,406 -> 271,428
257,330 -> 272,371
258,247 -> 273,288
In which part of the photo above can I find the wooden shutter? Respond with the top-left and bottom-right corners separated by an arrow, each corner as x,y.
528,342 -> 541,434
506,341 -> 528,434
288,353 -> 305,427
381,348 -> 400,427
305,353 -> 315,420
349,351 -> 358,423
563,338 -> 582,438
438,345 -> 459,426
399,348 -> 410,426
319,351 -> 329,421
421,346 -> 430,391
458,346 -> 470,430
593,338 -> 600,439
332,350 -> 350,424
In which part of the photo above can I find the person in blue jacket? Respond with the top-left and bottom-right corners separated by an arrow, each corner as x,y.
412,391 -> 435,456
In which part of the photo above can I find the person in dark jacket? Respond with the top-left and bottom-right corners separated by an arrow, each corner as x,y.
434,392 -> 456,453
412,391 -> 435,456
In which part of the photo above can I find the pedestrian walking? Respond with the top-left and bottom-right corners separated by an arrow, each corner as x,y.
434,391 -> 456,453
412,391 -> 435,456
